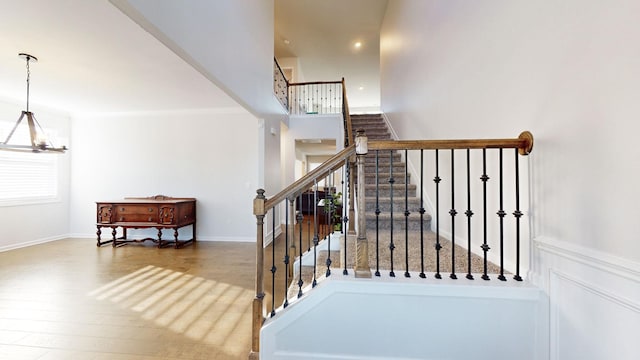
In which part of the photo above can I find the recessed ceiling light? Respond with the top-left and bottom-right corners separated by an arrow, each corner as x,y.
283,39 -> 291,45
354,42 -> 362,49
358,86 -> 364,90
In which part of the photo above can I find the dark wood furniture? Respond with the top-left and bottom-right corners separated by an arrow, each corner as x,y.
295,187 -> 336,214
96,195 -> 196,248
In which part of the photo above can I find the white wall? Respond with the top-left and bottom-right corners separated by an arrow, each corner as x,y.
69,109 -> 259,242
262,277 -> 545,360
282,114 -> 345,190
381,1 -> 640,358
276,57 -> 306,83
111,0 -> 284,118
381,0 -> 640,263
0,99 -> 71,251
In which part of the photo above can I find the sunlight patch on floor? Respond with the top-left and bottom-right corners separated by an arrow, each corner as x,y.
88,265 -> 253,345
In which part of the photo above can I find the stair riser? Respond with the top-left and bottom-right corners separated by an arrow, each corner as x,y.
365,200 -> 423,213
364,163 -> 406,173
366,216 -> 432,232
365,186 -> 417,198
360,134 -> 391,140
364,159 -> 403,167
351,126 -> 389,133
363,174 -> 411,184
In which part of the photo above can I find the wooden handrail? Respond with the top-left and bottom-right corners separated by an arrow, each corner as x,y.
368,131 -> 534,155
264,144 -> 356,209
342,78 -> 353,146
288,80 -> 342,86
273,57 -> 289,85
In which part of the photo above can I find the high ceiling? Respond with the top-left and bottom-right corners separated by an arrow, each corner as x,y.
275,0 -> 389,110
0,0 -> 239,116
0,0 -> 388,117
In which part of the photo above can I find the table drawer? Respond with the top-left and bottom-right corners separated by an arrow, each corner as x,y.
114,205 -> 158,223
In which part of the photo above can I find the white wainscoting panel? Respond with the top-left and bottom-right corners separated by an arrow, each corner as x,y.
533,237 -> 640,360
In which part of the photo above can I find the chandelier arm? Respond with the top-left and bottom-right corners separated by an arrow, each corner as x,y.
2,111 -> 27,144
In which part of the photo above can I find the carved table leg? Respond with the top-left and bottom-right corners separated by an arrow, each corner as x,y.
174,228 -> 179,249
96,226 -> 102,247
157,228 -> 163,248
111,227 -> 117,247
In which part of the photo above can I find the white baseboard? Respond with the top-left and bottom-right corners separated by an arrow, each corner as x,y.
0,234 -> 68,253
68,233 -> 255,242
264,225 -> 283,247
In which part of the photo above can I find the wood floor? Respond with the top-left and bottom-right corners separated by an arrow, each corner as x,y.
0,239 -> 257,359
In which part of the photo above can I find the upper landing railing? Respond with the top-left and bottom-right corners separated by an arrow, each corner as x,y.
272,58 -> 353,147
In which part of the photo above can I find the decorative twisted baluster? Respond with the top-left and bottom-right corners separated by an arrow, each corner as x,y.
449,149 -> 458,280
465,149 -> 475,280
513,149 -> 523,281
375,150 -> 381,277
480,149 -> 490,281
404,149 -> 411,278
297,195 -> 304,298
497,149 -> 507,281
389,150 -> 396,278
270,206 -> 276,317
419,149 -> 426,279
434,149 -> 442,279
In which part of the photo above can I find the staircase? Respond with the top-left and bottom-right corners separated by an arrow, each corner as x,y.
289,114 -> 500,295
350,114 -> 431,232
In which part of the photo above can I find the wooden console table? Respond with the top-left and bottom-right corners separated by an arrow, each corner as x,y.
96,195 -> 196,248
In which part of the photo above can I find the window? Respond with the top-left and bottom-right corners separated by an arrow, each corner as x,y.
0,151 -> 58,205
0,119 -> 59,205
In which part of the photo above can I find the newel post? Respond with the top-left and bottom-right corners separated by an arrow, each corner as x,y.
250,189 -> 266,359
354,130 -> 372,278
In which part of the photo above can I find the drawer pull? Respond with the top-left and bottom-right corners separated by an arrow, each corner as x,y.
121,207 -> 125,211
149,208 -> 153,212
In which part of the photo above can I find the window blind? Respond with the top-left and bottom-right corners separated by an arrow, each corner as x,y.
0,150 -> 58,204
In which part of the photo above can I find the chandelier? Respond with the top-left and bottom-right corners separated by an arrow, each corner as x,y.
0,53 -> 67,153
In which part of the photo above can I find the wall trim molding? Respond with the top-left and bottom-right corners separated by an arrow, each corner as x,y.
534,236 -> 640,283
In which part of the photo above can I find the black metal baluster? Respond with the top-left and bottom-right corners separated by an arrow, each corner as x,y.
375,150 -> 381,276
434,149 -> 442,279
343,161 -> 348,275
497,149 -> 507,281
419,149 -> 426,278
389,150 -> 396,277
465,149 -> 474,280
513,149 -> 523,281
450,149 -> 457,279
297,195 -> 304,298
404,149 -> 411,278
344,158 -> 350,234
270,206 -> 276,317
326,176 -> 332,277
306,217 -> 311,252
481,149 -> 490,280
283,200 -> 290,308
312,181 -> 318,287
